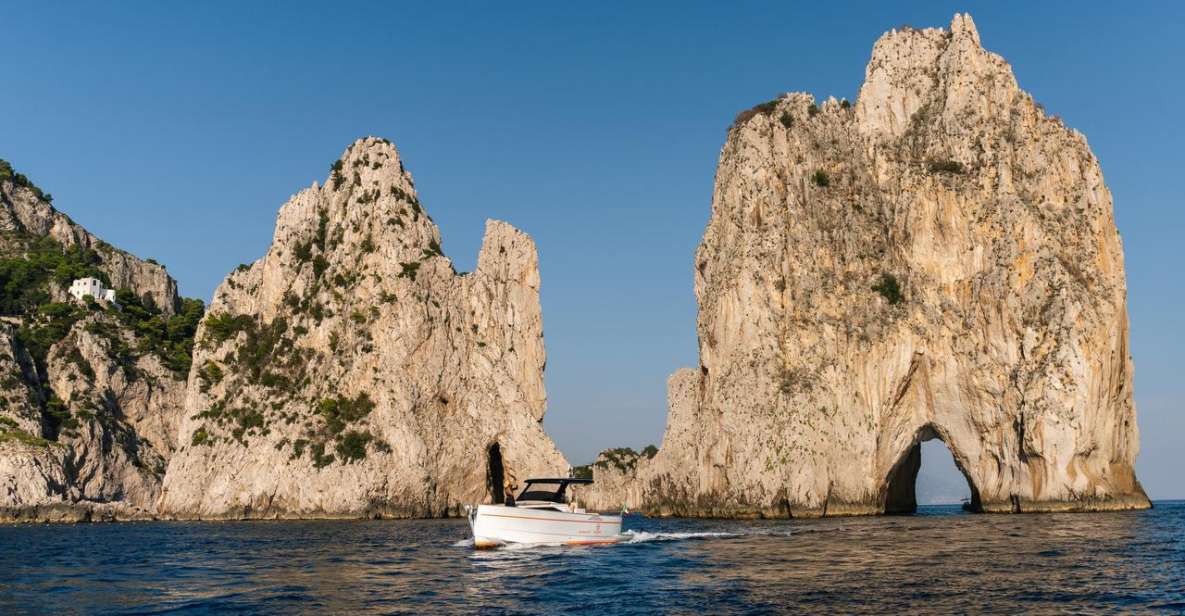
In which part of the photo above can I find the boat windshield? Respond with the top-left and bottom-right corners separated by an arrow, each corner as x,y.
516,481 -> 568,503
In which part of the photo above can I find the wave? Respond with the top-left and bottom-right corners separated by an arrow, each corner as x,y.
454,529 -> 741,550
619,530 -> 739,543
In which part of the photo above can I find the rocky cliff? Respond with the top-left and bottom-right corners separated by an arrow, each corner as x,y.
158,137 -> 568,519
617,14 -> 1149,516
1,163 -> 197,521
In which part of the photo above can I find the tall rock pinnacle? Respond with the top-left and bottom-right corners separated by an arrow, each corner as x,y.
159,137 -> 567,519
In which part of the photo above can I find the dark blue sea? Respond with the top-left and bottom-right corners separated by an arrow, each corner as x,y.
2,502 -> 1183,614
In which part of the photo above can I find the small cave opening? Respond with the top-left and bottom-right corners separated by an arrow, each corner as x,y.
883,426 -> 982,514
486,443 -> 505,505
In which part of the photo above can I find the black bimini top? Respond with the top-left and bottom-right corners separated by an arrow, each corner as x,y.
516,478 -> 592,503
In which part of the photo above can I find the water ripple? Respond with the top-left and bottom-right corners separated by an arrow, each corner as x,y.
0,503 -> 1182,613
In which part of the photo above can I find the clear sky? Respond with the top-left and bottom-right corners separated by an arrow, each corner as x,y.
2,2 -> 1181,498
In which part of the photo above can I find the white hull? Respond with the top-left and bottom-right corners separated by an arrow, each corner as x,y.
469,504 -> 622,548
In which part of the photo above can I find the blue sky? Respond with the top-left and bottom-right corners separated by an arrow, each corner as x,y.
2,2 -> 1181,498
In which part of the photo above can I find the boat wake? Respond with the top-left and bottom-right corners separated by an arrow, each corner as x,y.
619,530 -> 739,544
454,529 -> 740,550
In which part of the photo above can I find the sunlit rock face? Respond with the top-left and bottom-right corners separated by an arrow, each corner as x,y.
1,175 -> 188,522
159,138 -> 568,519
629,14 -> 1149,517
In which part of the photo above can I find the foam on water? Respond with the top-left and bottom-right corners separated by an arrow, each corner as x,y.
453,528 -> 742,551
619,529 -> 740,543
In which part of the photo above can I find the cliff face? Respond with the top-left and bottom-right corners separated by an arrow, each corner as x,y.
628,14 -> 1148,516
1,169 -> 192,521
159,138 -> 567,519
0,177 -> 178,314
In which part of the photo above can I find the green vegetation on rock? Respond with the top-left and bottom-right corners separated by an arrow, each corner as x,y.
872,273 -> 904,304
1,158 -> 52,203
0,236 -> 107,315
928,159 -> 966,174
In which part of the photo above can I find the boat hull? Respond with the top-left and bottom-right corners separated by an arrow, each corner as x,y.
469,504 -> 622,548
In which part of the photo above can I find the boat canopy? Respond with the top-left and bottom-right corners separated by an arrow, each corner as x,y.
516,478 -> 592,504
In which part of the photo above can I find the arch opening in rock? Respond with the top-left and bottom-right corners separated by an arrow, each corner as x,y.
883,425 -> 982,514
486,443 -> 505,504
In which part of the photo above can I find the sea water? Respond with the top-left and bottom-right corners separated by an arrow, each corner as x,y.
2,502 -> 1182,614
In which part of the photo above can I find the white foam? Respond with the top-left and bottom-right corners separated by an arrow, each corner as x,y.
619,530 -> 739,543
456,529 -> 745,550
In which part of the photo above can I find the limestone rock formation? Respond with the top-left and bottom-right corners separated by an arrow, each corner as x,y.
1,166 -> 193,521
159,137 -> 568,519
625,14 -> 1149,516
570,446 -> 655,512
0,170 -> 177,314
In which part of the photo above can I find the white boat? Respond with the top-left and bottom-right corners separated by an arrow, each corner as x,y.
467,478 -> 622,548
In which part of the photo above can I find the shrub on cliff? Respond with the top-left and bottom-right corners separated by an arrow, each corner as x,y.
0,236 -> 106,315
928,159 -> 966,174
203,312 -> 252,344
812,170 -> 831,187
872,273 -> 904,304
335,430 -> 374,463
113,291 -> 205,374
0,158 -> 53,202
733,97 -> 783,128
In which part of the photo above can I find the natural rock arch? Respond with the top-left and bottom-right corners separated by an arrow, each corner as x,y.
624,13 -> 1150,518
881,424 -> 983,514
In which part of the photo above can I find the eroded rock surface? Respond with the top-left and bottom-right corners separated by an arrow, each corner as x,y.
1,170 -> 191,522
617,14 -> 1149,516
159,138 -> 568,519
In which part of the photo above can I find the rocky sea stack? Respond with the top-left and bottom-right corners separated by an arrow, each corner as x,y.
158,138 -> 567,519
592,14 -> 1150,516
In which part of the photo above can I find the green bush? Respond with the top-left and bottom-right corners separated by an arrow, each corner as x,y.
335,430 -> 374,463
733,97 -> 783,127
0,236 -> 107,315
311,442 -> 335,468
191,426 -> 211,446
0,159 -> 53,202
314,210 -> 329,251
312,255 -> 329,279
316,393 -> 375,436
112,292 -> 205,374
928,160 -> 965,174
872,273 -> 904,304
812,170 -> 831,187
595,447 -> 647,473
203,312 -> 252,344
779,112 -> 794,128
293,241 -> 312,263
198,361 -> 224,392
15,302 -> 87,368
398,261 -> 421,281
331,159 -> 346,190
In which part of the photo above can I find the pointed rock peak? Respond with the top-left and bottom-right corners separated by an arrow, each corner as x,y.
327,136 -> 415,196
950,13 -> 980,46
476,219 -> 538,276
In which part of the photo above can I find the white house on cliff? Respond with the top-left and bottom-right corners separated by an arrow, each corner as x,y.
68,277 -> 117,304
